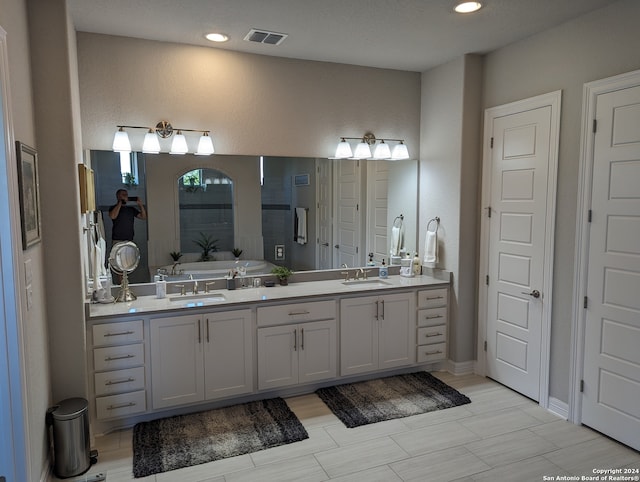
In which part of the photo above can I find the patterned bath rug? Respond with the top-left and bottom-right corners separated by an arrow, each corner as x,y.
316,371 -> 471,428
132,397 -> 308,478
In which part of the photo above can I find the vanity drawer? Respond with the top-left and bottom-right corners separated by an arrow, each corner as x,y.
94,343 -> 144,371
417,325 -> 447,345
95,390 -> 146,420
417,307 -> 448,327
417,288 -> 448,309
257,300 -> 336,326
417,343 -> 446,363
92,320 -> 143,346
94,366 -> 145,396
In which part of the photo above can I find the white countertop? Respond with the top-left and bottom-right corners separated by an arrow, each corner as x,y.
87,274 -> 450,320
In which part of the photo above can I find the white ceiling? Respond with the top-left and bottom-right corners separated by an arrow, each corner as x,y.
68,0 -> 619,72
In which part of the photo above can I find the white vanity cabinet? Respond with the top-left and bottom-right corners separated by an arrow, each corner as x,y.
340,292 -> 416,376
150,309 -> 253,409
90,319 -> 147,420
257,300 -> 337,390
416,287 -> 449,363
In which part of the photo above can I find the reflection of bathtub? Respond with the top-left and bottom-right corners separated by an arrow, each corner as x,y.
161,259 -> 276,280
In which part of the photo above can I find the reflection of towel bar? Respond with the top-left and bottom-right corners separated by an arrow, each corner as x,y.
427,216 -> 440,233
393,214 -> 404,229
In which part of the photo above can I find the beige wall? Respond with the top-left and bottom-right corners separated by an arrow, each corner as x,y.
0,0 -> 53,479
482,0 -> 640,402
76,33 -> 421,158
419,55 -> 483,365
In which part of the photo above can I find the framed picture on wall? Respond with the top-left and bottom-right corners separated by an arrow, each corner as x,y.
16,141 -> 42,249
294,173 -> 309,186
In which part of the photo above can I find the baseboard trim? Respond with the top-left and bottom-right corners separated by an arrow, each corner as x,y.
548,397 -> 569,420
445,359 -> 475,376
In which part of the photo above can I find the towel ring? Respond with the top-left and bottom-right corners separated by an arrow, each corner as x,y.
427,216 -> 440,233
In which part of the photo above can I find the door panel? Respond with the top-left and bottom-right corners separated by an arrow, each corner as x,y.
582,84 -> 640,450
486,105 -> 552,401
335,160 -> 361,268
316,159 -> 333,270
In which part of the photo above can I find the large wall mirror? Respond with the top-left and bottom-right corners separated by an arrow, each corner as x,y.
90,151 -> 418,284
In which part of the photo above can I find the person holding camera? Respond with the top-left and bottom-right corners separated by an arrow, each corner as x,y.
108,189 -> 147,242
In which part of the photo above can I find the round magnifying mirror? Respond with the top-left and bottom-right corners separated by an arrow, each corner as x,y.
109,241 -> 140,302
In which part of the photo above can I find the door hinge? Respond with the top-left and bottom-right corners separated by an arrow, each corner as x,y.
580,379 -> 584,392
486,275 -> 489,286
588,209 -> 592,222
484,340 -> 487,352
486,206 -> 492,218
490,137 -> 494,148
356,203 -> 359,211
584,296 -> 588,309
592,119 -> 597,133
356,246 -> 359,254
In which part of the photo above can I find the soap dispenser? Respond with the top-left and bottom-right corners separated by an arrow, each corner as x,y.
412,252 -> 421,276
155,272 -> 167,299
379,259 -> 388,279
367,252 -> 375,267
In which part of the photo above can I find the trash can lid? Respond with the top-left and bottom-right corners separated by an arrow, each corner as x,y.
51,397 -> 88,420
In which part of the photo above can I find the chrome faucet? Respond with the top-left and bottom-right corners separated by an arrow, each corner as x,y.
189,274 -> 199,294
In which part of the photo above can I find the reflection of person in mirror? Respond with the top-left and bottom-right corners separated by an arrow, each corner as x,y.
108,189 -> 147,242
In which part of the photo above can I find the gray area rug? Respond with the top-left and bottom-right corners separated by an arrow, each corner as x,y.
132,397 -> 308,478
316,371 -> 471,428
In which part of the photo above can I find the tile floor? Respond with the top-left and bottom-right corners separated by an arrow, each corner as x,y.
58,373 -> 640,482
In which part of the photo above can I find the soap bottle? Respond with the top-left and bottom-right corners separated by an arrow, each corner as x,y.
379,259 -> 388,279
412,252 -> 421,276
367,252 -> 375,267
155,272 -> 166,299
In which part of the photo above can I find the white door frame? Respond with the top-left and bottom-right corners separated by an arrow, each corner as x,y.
476,91 -> 561,411
569,68 -> 640,424
0,26 -> 29,482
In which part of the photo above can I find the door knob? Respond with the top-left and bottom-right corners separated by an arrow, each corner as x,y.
522,289 -> 541,298
321,242 -> 329,246
334,244 -> 339,249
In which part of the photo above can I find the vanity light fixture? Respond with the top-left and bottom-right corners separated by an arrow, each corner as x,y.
112,120 -> 215,155
332,133 -> 410,160
454,1 -> 482,13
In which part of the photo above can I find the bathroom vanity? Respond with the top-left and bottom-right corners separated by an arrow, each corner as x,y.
86,273 -> 450,434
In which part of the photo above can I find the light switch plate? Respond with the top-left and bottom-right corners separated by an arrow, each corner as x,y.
24,258 -> 33,285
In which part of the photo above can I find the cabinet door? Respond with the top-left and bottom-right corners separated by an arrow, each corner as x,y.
151,315 -> 204,409
204,310 -> 253,400
378,292 -> 415,369
257,325 -> 298,390
298,320 -> 337,384
340,296 -> 378,376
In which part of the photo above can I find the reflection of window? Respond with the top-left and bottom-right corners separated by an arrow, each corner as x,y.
120,152 -> 139,186
181,169 -> 201,187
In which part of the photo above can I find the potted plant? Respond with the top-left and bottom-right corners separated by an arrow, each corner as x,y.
232,248 -> 243,260
193,232 -> 219,261
271,265 -> 293,286
169,251 -> 182,262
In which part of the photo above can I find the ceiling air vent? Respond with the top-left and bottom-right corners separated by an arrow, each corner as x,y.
244,28 -> 288,46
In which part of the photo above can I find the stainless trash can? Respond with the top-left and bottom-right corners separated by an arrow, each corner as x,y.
47,398 -> 91,478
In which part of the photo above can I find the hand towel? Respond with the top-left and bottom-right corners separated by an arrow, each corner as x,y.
295,207 -> 307,245
424,230 -> 438,267
390,226 -> 401,256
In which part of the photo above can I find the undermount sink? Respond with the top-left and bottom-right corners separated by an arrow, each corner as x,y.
341,279 -> 392,287
169,292 -> 226,305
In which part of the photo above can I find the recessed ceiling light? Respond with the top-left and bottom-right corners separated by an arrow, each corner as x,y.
205,32 -> 229,43
454,2 -> 482,13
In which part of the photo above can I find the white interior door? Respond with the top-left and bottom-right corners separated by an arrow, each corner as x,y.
334,160 -> 361,268
483,93 -> 560,402
366,160 -> 389,264
582,83 -> 640,451
316,159 -> 333,270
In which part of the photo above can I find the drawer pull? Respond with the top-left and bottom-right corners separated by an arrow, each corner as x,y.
107,402 -> 136,410
425,315 -> 443,320
288,310 -> 311,316
105,377 -> 135,386
425,332 -> 442,337
425,296 -> 444,300
425,349 -> 443,355
105,354 -> 135,361
104,330 -> 135,337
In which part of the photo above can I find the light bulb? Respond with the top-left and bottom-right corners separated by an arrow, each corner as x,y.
353,140 -> 372,159
195,132 -> 215,155
142,129 -> 160,153
373,141 -> 391,159
334,138 -> 353,158
112,127 -> 131,152
170,131 -> 188,155
391,142 -> 410,160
